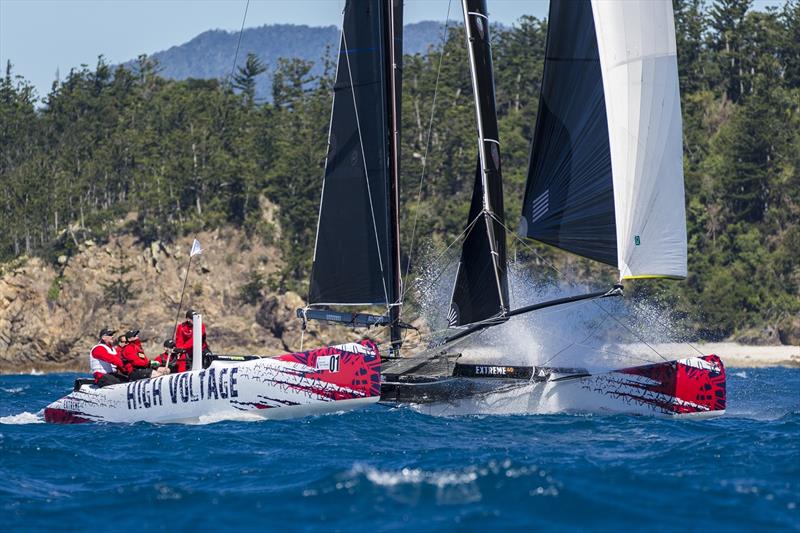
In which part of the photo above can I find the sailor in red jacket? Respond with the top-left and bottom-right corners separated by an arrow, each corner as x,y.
174,309 -> 210,370
89,328 -> 128,387
121,329 -> 169,380
154,339 -> 177,371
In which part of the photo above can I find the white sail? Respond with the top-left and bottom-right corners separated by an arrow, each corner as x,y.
591,0 -> 687,279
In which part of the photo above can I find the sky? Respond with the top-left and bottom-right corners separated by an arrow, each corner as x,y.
0,0 -> 786,101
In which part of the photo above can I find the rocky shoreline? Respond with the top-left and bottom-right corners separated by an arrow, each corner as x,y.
0,228 -> 363,374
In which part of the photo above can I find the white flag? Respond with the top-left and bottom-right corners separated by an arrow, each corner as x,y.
190,238 -> 203,257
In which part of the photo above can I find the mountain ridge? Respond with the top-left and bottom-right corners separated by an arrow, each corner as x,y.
125,21 -> 447,101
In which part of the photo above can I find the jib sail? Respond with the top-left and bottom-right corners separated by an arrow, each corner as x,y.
519,0 -> 687,280
518,0 -> 617,266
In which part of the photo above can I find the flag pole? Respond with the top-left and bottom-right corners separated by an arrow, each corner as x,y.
172,238 -> 203,343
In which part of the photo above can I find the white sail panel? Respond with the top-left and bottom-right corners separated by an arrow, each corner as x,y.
591,0 -> 687,279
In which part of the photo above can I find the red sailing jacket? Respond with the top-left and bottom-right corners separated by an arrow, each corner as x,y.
154,350 -> 187,373
174,321 -> 208,353
121,340 -> 150,374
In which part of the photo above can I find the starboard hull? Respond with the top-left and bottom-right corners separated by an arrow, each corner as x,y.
381,355 -> 726,418
44,341 -> 381,424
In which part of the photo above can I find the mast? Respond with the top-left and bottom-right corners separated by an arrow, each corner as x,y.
385,0 -> 403,357
448,0 -> 509,327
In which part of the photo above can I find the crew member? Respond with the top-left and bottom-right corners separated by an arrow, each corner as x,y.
154,339 -> 182,372
90,328 -> 128,387
175,309 -> 211,369
122,329 -> 169,380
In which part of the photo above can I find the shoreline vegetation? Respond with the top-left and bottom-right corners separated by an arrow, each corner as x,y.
1,3 -> 799,370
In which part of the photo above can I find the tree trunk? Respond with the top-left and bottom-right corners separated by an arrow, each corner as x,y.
192,141 -> 202,215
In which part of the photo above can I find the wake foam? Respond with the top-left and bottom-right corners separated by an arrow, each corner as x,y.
302,460 -> 561,504
408,255 -> 693,370
0,411 -> 44,424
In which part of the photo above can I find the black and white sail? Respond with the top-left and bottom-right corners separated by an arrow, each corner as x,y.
520,0 -> 687,280
309,0 -> 402,307
448,0 -> 510,328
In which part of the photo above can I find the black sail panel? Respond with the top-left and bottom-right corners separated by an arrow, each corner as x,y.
518,0 -> 617,266
449,0 -> 509,327
449,160 -> 505,327
309,1 -> 393,305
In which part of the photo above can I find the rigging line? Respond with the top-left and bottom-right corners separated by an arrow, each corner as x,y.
228,0 -> 252,84
492,307 -> 667,366
216,0 -> 250,138
639,308 -> 707,358
590,298 -> 670,363
490,211 -> 698,362
487,211 -> 569,280
603,298 -> 707,359
399,213 -> 482,345
341,24 -> 391,311
400,208 -> 483,303
401,0 -> 453,304
536,314 -> 606,369
393,309 -> 663,369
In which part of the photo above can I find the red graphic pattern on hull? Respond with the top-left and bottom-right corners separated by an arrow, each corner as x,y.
277,339 -> 382,399
617,354 -> 726,414
44,408 -> 92,424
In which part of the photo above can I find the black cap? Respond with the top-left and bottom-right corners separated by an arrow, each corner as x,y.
125,329 -> 140,338
185,309 -> 196,319
163,339 -> 175,349
98,327 -> 116,339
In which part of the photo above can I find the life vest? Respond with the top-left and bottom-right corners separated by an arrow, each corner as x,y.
89,343 -> 118,375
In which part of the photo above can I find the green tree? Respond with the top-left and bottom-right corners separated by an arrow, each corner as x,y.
233,53 -> 267,106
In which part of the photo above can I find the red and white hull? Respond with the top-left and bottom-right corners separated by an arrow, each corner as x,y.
44,341 -> 381,424
394,355 -> 726,418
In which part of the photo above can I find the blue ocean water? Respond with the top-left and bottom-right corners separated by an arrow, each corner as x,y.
1,368 -> 798,531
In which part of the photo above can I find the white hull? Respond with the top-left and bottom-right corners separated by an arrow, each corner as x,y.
387,355 -> 727,419
45,342 -> 382,424
410,378 -> 724,419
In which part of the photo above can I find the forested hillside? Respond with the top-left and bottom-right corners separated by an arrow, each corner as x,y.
1,0 -> 798,343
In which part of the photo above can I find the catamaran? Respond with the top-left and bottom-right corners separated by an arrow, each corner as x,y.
298,0 -> 727,418
45,0 -> 726,423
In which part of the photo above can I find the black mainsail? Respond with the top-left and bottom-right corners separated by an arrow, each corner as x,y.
448,0 -> 510,328
308,1 -> 402,315
518,0 -> 616,266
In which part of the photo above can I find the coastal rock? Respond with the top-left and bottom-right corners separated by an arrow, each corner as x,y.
0,227 -> 293,373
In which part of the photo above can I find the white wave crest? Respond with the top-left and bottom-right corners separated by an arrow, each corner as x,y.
0,411 -> 44,424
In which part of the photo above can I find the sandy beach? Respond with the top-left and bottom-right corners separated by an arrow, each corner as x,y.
644,342 -> 800,368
